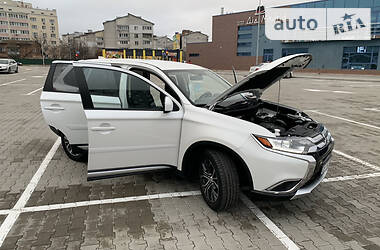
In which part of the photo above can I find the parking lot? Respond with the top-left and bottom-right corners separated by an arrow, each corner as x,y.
0,66 -> 380,250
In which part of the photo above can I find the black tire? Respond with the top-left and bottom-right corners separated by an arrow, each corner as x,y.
15,67 -> 18,73
199,149 -> 239,211
8,68 -> 11,74
61,136 -> 87,162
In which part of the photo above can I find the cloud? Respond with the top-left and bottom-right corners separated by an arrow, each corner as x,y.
25,0 -> 316,38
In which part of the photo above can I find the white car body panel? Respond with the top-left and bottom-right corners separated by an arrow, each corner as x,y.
177,103 -> 310,191
40,92 -> 88,144
86,109 -> 183,172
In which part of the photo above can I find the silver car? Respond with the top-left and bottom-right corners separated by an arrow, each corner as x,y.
0,59 -> 18,73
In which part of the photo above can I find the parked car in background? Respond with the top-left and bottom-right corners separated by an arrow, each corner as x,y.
40,54 -> 333,211
250,62 -> 293,78
0,59 -> 18,73
350,65 -> 365,70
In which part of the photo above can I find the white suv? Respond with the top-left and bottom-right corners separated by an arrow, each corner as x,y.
40,54 -> 334,211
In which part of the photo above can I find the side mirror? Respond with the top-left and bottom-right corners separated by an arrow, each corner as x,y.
164,96 -> 174,113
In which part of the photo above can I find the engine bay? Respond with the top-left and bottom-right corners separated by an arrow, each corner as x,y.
212,92 -> 323,137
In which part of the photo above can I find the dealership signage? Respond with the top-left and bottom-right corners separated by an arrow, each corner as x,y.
265,8 -> 371,41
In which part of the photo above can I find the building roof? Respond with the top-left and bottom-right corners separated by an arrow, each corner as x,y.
103,13 -> 154,25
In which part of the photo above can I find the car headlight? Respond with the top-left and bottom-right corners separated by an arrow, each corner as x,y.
254,135 -> 317,154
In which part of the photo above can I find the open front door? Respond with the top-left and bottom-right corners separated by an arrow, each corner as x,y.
74,64 -> 183,180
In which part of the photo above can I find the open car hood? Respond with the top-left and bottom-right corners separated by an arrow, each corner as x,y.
209,53 -> 312,108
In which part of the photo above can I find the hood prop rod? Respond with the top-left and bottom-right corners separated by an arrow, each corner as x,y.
232,66 -> 237,84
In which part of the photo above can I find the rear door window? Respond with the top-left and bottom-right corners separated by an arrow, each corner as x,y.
52,64 -> 79,93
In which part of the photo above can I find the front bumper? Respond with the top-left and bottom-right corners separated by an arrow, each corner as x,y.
0,67 -> 9,72
250,135 -> 334,198
291,159 -> 329,199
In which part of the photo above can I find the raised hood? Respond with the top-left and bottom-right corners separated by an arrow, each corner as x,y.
209,53 -> 312,107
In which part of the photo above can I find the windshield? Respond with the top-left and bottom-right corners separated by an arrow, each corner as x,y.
164,69 -> 231,105
0,59 -> 9,65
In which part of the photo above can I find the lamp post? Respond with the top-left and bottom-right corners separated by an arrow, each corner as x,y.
255,0 -> 263,65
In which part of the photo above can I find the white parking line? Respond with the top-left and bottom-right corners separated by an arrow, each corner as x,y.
240,194 -> 299,250
303,89 -> 353,94
0,138 -> 60,247
333,150 -> 380,171
364,108 -> 380,112
0,78 -> 26,86
24,87 -> 43,96
349,84 -> 380,87
307,110 -> 380,131
323,172 -> 380,182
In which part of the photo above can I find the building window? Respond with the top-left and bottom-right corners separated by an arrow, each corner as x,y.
135,41 -> 139,45
30,17 -> 36,21
282,48 -> 308,57
237,42 -> 252,47
0,21 -> 8,25
120,40 -> 129,45
41,18 -> 45,23
33,32 -> 38,38
32,25 -> 37,29
43,33 -> 47,38
134,34 -> 139,38
119,33 -> 129,38
9,22 -> 28,27
263,49 -> 274,62
51,33 -> 56,38
134,26 -> 138,30
50,19 -> 55,23
189,53 -> 200,57
0,12 -> 6,17
117,25 -> 129,30
51,41 -> 56,45
142,26 -> 152,30
143,33 -> 152,38
237,52 -> 252,56
237,33 -> 252,39
42,26 -> 46,29
50,26 -> 55,31
0,29 -> 7,33
238,25 -> 253,31
341,46 -> 379,69
143,40 -> 150,45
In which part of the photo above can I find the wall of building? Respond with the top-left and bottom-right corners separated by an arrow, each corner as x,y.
186,11 -> 263,70
103,14 -> 154,49
153,36 -> 172,49
0,0 -> 59,46
182,32 -> 208,50
187,9 -> 380,71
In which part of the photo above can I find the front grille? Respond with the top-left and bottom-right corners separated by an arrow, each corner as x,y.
305,140 -> 334,185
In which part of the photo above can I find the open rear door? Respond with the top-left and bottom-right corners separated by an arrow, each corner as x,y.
74,64 -> 183,180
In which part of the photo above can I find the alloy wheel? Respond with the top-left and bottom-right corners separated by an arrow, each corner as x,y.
200,159 -> 219,203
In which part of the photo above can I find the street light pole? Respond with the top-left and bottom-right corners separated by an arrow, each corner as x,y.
41,41 -> 45,66
255,0 -> 262,65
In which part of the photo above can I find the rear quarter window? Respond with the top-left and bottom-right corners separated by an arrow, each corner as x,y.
48,63 -> 79,93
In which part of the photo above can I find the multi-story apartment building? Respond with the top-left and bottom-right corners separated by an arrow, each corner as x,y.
153,35 -> 173,50
103,13 -> 154,49
0,0 -> 59,46
62,31 -> 83,45
72,30 -> 104,58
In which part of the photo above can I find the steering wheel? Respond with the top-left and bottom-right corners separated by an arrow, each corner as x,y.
196,92 -> 212,102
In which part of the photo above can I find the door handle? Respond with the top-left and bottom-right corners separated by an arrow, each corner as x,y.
90,126 -> 116,131
44,106 -> 65,111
